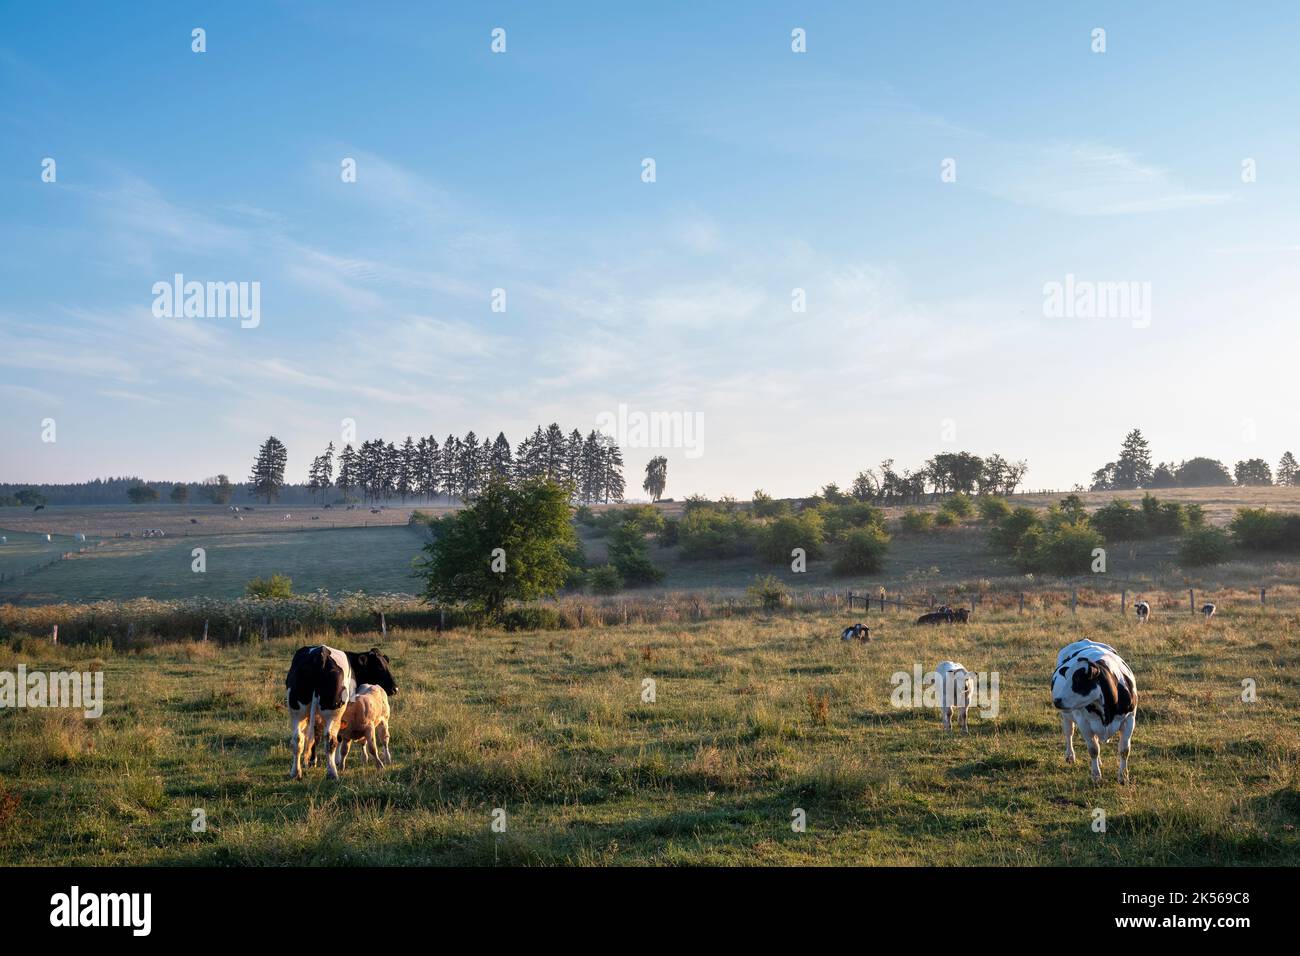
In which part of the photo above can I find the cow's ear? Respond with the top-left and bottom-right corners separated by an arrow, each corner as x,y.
355,652 -> 368,668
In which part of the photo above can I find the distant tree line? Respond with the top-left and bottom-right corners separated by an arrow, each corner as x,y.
319,424 -> 626,506
819,451 -> 1029,505
1090,429 -> 1299,490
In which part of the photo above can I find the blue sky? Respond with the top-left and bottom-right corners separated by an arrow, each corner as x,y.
3,1 -> 1299,497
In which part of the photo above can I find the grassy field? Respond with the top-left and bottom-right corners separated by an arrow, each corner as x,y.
0,525 -> 429,604
1,604 -> 1296,865
9,487 -> 1300,607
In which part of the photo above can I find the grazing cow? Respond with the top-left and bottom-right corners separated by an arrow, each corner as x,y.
1201,602 -> 1217,619
285,645 -> 398,780
933,660 -> 977,732
840,622 -> 871,642
916,606 -> 967,624
1134,601 -> 1151,623
33,504 -> 45,512
1051,640 -> 1137,783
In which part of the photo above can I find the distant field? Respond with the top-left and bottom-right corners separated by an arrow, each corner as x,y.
0,531 -> 101,579
0,503 -> 436,537
0,525 -> 429,604
2,605 -> 1296,865
5,487 -> 1300,605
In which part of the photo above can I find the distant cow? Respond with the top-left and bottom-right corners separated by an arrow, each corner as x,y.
840,622 -> 871,642
916,606 -> 968,625
1135,601 -> 1151,623
285,645 -> 398,780
33,505 -> 45,512
1201,602 -> 1216,619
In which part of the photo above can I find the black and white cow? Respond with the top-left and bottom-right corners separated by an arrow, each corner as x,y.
1051,640 -> 1137,783
840,622 -> 870,642
285,645 -> 398,780
1201,602 -> 1217,619
1134,600 -> 1151,623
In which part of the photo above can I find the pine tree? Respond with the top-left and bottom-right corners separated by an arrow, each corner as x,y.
396,436 -> 417,501
1278,451 -> 1298,487
337,444 -> 358,500
1113,429 -> 1153,489
441,435 -> 461,501
599,434 -> 625,503
489,432 -> 513,480
458,431 -> 482,500
249,436 -> 288,503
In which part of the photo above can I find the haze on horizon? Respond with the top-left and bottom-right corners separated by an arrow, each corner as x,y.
3,2 -> 1299,499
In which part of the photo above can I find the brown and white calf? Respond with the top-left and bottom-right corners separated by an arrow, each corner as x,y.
286,645 -> 397,780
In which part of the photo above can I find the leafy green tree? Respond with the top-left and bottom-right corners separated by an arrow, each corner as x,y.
169,483 -> 189,504
642,456 -> 668,502
1174,457 -> 1233,487
417,479 -> 578,620
126,483 -> 159,504
199,474 -> 233,505
1234,458 -> 1273,486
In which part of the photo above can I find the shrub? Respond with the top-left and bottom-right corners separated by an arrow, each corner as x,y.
1185,503 -> 1206,528
933,510 -> 957,527
751,489 -> 788,519
940,493 -> 974,519
499,606 -> 565,631
246,574 -> 293,599
586,564 -> 624,595
988,506 -> 1040,552
678,508 -> 754,559
747,574 -> 789,610
1179,527 -> 1232,566
1090,499 -> 1147,541
607,522 -> 664,586
977,496 -> 1012,523
1229,508 -> 1300,552
833,525 -> 891,575
758,512 -> 825,564
620,505 -> 665,535
1017,521 -> 1104,575
900,509 -> 934,533
657,517 -> 679,548
822,501 -> 884,539
574,505 -> 597,526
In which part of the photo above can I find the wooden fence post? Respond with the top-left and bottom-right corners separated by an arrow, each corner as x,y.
203,619 -> 209,642
52,624 -> 58,645
261,616 -> 268,642
439,608 -> 446,631
380,612 -> 387,639
1189,589 -> 1195,615
1070,589 -> 1077,614
1121,589 -> 1127,615
1261,588 -> 1266,606
1018,592 -> 1024,613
